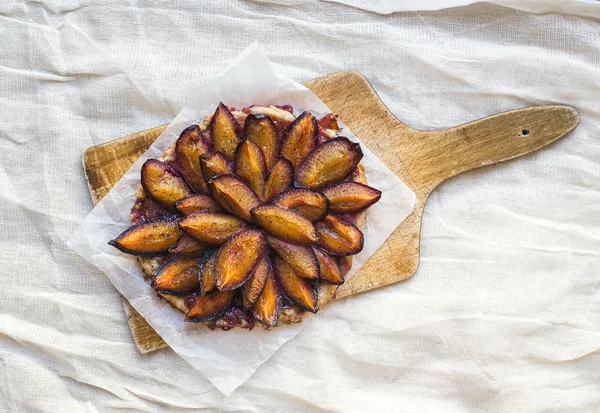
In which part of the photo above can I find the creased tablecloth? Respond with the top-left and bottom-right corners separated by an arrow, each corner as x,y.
0,1 -> 598,412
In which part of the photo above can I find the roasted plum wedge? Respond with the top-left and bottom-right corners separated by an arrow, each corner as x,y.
252,272 -> 282,327
235,140 -> 267,198
316,214 -> 364,256
244,114 -> 279,171
321,182 -> 381,213
267,236 -> 319,280
273,257 -> 318,313
200,152 -> 233,183
296,137 -> 363,189
263,158 -> 294,201
175,194 -> 222,216
168,234 -> 208,258
151,256 -> 200,296
209,174 -> 262,222
185,290 -> 235,323
215,229 -> 266,291
280,111 -> 318,169
199,248 -> 218,295
116,103 -> 383,330
241,255 -> 271,310
211,102 -> 241,160
175,125 -> 211,193
179,211 -> 246,245
313,247 -> 344,285
273,188 -> 329,222
252,205 -> 318,245
109,216 -> 181,256
141,159 -> 191,210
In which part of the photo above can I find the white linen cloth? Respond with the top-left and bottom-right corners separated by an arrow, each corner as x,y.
0,0 -> 598,411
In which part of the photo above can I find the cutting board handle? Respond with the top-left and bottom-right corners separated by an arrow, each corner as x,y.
407,105 -> 579,191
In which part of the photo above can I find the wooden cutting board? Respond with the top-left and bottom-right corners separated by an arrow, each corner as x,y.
83,70 -> 579,353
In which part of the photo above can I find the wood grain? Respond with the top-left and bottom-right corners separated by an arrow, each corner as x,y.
83,70 -> 578,353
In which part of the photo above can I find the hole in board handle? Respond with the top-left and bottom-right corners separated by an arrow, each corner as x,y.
521,129 -> 530,136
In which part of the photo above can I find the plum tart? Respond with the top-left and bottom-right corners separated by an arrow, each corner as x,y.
109,103 -> 381,330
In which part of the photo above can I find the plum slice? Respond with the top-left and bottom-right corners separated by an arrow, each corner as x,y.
295,137 -> 363,189
235,140 -> 267,199
141,159 -> 191,210
199,249 -> 217,295
215,230 -> 266,291
168,234 -> 208,258
175,194 -> 222,216
252,205 -> 318,245
151,256 -> 200,295
185,290 -> 235,322
316,215 -> 364,256
209,174 -> 262,222
273,257 -> 318,313
200,152 -> 234,183
241,254 -> 271,310
252,273 -> 282,327
272,188 -> 329,222
263,158 -> 294,201
179,211 -> 246,245
313,247 -> 344,285
109,216 -> 181,256
175,125 -> 211,193
321,182 -> 381,213
267,236 -> 318,280
280,112 -> 318,169
211,102 -> 241,160
244,114 -> 278,171
318,113 -> 340,131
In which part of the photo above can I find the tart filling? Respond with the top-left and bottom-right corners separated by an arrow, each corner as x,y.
110,103 -> 381,330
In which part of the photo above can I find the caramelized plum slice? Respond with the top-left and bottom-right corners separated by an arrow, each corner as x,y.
109,216 -> 181,256
211,102 -> 241,160
263,158 -> 294,201
185,290 -> 234,322
175,194 -> 222,215
199,249 -> 217,295
141,159 -> 191,210
321,182 -> 381,213
313,248 -> 344,285
175,125 -> 211,193
244,114 -> 278,171
296,138 -> 363,189
316,215 -> 364,256
179,211 -> 246,245
215,230 -> 266,291
200,152 -> 233,183
338,256 -> 353,278
273,188 -> 329,222
252,273 -> 282,327
235,140 -> 267,198
267,236 -> 318,280
151,256 -> 200,295
273,257 -> 318,313
241,255 -> 271,310
209,174 -> 262,221
252,205 -> 318,245
168,234 -> 208,258
131,196 -> 170,225
280,112 -> 318,169
318,113 -> 340,131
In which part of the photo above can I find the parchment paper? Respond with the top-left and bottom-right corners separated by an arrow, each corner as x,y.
69,43 -> 416,395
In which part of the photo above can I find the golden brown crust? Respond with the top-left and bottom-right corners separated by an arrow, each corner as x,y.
134,108 -> 367,328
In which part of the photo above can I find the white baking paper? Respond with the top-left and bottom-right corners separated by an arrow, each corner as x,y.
69,42 -> 416,396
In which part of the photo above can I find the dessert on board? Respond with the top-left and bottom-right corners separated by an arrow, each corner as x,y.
109,103 -> 381,330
